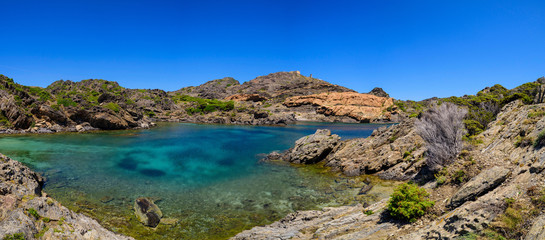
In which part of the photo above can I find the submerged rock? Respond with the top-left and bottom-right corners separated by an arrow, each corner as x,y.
134,197 -> 163,227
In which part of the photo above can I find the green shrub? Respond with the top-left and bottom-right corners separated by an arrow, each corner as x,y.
28,208 -> 40,219
395,101 -> 406,112
103,102 -> 120,113
27,86 -> 51,102
174,94 -> 234,113
57,97 -> 77,107
534,130 -> 545,148
463,119 -> 484,136
501,92 -> 533,105
0,111 -> 10,127
453,170 -> 467,184
2,233 -> 25,240
145,111 -> 156,117
387,183 -> 434,222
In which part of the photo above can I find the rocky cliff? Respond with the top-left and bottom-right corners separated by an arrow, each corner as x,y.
0,154 -> 133,240
283,92 -> 395,123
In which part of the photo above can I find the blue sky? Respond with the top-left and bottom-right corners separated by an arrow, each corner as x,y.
0,0 -> 544,100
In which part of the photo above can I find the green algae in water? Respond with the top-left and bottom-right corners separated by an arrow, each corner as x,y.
0,122 -> 394,239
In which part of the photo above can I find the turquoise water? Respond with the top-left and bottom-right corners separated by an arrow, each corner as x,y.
0,122 -> 393,239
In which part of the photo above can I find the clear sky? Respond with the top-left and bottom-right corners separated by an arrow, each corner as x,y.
1,0 -> 544,100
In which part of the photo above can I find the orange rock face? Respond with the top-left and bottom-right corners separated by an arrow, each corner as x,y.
283,92 -> 394,122
225,94 -> 268,102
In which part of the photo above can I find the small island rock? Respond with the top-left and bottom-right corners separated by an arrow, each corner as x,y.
134,197 -> 163,227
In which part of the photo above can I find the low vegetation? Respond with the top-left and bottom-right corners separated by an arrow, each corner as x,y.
534,130 -> 545,148
103,102 -> 121,113
387,182 -> 434,222
173,94 -> 235,115
2,233 -> 25,240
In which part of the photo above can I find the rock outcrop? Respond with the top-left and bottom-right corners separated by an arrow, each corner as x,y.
283,92 -> 394,122
224,94 -> 268,102
526,214 -> 545,240
448,166 -> 510,208
0,153 -> 133,240
268,118 -> 425,180
134,198 -> 163,228
286,129 -> 341,164
368,87 -> 390,98
174,77 -> 240,99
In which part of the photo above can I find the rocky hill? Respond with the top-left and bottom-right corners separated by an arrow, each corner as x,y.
175,71 -> 354,102
235,77 -> 545,239
0,72 -> 397,133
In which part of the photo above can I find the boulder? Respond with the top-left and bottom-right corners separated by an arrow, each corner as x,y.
448,166 -> 510,208
134,197 -> 163,227
89,112 -> 129,130
30,105 -> 68,125
287,129 -> 341,164
526,214 -> 545,240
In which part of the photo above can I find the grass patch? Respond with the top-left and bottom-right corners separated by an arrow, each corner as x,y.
2,233 -> 25,240
103,102 -> 121,113
57,97 -> 77,107
174,94 -> 234,114
28,208 -> 40,219
534,130 -> 545,148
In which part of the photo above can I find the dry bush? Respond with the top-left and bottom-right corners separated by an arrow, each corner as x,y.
415,102 -> 467,171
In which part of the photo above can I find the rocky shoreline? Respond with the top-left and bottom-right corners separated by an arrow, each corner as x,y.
234,100 -> 545,239
1,71 -> 401,135
0,154 -> 133,240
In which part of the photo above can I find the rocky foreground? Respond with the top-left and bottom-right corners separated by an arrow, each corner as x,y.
0,154 -> 133,240
234,100 -> 545,239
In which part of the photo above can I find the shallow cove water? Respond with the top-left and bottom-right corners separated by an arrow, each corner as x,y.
0,122 -> 396,239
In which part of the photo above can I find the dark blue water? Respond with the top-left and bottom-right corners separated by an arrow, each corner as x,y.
0,122 -> 392,239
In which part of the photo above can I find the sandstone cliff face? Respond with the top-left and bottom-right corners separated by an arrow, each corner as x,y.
0,154 -> 133,240
283,92 -> 394,123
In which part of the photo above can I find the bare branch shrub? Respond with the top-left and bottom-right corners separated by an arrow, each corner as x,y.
415,102 -> 468,171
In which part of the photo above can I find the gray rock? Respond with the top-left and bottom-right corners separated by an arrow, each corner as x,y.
134,197 -> 163,227
530,152 -> 545,173
0,208 -> 38,240
0,153 -> 134,240
449,166 -> 510,208
526,214 -> 545,240
287,129 -> 341,164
